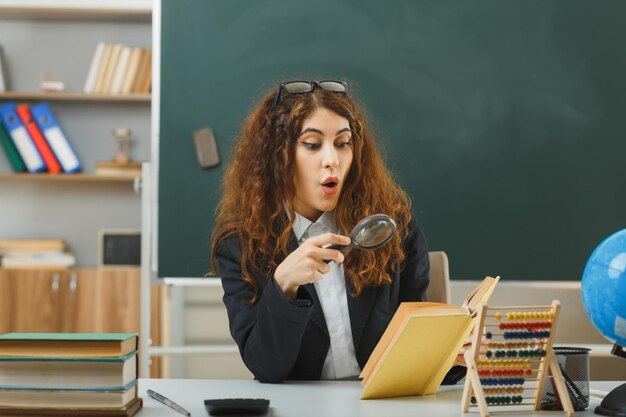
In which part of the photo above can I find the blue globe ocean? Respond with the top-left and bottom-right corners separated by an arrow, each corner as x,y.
581,229 -> 626,347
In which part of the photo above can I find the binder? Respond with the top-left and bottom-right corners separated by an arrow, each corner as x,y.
31,102 -> 82,173
0,102 -> 45,173
16,104 -> 62,174
0,121 -> 26,172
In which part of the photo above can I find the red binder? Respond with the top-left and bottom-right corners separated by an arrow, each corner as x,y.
16,104 -> 61,174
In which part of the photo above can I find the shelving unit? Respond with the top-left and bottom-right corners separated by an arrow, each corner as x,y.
0,2 -> 161,376
0,1 -> 152,265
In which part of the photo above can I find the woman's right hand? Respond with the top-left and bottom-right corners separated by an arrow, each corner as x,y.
274,233 -> 351,299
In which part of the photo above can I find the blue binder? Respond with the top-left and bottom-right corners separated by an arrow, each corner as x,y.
31,102 -> 82,173
0,101 -> 45,173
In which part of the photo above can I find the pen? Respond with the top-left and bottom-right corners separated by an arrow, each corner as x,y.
147,389 -> 191,416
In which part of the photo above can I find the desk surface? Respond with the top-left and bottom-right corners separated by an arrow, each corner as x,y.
137,379 -> 621,417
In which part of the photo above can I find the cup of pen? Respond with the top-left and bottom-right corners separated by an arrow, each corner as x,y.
541,347 -> 591,411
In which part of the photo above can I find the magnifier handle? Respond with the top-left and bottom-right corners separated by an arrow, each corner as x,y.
323,243 -> 350,264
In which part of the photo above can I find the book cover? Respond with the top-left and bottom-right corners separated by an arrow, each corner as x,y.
16,104 -> 61,174
30,102 -> 82,173
84,42 -> 106,94
95,161 -> 141,178
0,333 -> 138,358
0,383 -> 137,409
0,102 -> 45,173
359,276 -> 499,399
0,120 -> 26,172
0,353 -> 137,390
1,252 -> 76,268
0,397 -> 142,417
0,240 -> 65,251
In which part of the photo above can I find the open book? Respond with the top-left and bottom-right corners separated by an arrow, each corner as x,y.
359,276 -> 499,399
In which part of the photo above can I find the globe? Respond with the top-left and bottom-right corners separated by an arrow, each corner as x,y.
581,229 -> 626,347
581,228 -> 626,417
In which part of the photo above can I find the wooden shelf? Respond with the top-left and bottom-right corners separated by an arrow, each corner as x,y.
0,92 -> 150,102
0,3 -> 151,21
0,173 -> 139,183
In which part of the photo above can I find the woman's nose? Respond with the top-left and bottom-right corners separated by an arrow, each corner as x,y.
323,148 -> 339,169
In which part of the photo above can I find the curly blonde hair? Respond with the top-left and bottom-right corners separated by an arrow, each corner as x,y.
211,82 -> 413,303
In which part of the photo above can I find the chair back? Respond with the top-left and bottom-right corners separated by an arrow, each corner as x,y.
427,251 -> 451,304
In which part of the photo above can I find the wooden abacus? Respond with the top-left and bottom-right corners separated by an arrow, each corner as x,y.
462,300 -> 574,417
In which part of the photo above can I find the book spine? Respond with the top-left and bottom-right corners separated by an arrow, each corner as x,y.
83,42 -> 106,94
0,101 -> 45,173
31,102 -> 82,173
0,119 -> 26,172
121,47 -> 142,95
101,44 -> 123,95
139,49 -> 152,93
93,43 -> 113,95
110,46 -> 131,95
16,104 -> 62,174
0,45 -> 7,93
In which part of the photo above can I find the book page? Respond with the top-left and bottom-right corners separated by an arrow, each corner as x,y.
462,276 -> 500,310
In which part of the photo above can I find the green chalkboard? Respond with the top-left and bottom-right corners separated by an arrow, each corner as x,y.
159,0 -> 626,280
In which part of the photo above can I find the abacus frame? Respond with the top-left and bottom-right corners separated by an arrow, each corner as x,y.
462,300 -> 574,417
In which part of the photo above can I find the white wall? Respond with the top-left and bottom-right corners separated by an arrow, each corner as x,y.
167,280 -> 625,380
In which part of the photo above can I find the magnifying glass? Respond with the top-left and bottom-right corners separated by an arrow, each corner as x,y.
324,214 -> 397,263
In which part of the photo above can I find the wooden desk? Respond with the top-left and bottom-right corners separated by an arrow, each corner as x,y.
137,379 -> 622,417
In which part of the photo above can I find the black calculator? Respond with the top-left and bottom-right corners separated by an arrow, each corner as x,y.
204,398 -> 270,415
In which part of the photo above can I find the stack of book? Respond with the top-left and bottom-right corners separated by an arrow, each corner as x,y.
0,333 -> 141,417
95,161 -> 142,178
83,42 -> 152,96
0,101 -> 82,174
0,239 -> 76,269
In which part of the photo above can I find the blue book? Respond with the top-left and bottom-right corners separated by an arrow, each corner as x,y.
0,101 -> 45,173
31,102 -> 82,173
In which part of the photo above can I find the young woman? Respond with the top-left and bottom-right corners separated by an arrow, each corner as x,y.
211,80 -> 465,383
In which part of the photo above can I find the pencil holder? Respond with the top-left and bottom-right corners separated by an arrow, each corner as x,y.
541,347 -> 590,411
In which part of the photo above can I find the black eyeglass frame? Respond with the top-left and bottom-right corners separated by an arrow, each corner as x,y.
270,80 -> 348,110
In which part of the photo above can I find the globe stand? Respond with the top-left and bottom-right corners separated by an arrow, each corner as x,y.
610,344 -> 626,359
594,344 -> 626,417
